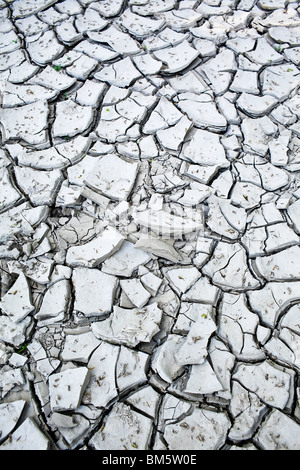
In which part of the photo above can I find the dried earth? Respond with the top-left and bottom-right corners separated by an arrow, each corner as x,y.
0,0 -> 300,451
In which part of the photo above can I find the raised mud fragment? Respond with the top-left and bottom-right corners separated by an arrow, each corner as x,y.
0,0 -> 300,451
91,302 -> 163,347
163,407 -> 231,450
0,100 -> 49,145
89,402 -> 153,450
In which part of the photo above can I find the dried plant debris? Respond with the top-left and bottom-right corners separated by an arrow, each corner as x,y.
0,0 -> 300,452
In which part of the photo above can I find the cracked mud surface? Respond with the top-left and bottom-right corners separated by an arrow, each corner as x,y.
0,0 -> 300,451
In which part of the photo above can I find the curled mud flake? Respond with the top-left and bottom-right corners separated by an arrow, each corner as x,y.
1,0 -> 300,452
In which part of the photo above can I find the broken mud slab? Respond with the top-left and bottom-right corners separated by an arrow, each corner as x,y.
0,0 -> 300,452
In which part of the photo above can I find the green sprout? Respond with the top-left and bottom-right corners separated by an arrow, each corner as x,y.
17,344 -> 27,354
